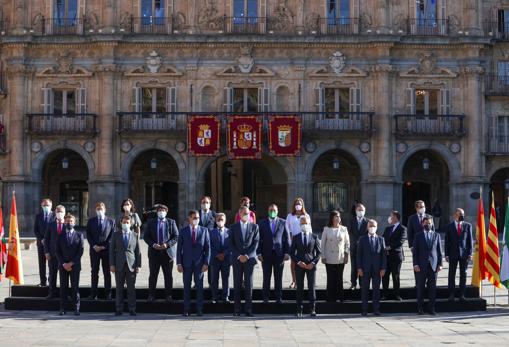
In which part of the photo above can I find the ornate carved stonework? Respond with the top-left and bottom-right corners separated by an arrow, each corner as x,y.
418,52 -> 437,75
400,52 -> 458,78
238,45 -> 255,74
305,12 -> 320,32
198,0 -> 224,30
146,50 -> 162,73
329,51 -> 346,74
270,0 -> 294,32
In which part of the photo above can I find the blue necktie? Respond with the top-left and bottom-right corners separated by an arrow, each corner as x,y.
67,231 -> 72,245
158,220 -> 164,244
303,233 -> 307,247
123,232 -> 129,249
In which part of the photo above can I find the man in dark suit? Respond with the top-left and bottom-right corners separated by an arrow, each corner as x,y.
348,203 -> 368,289
230,206 -> 260,317
143,204 -> 179,302
290,215 -> 321,317
55,214 -> 84,316
110,216 -> 141,316
199,196 -> 216,286
86,202 -> 115,300
43,205 -> 66,299
444,208 -> 473,301
34,198 -> 54,287
209,213 -> 231,303
357,220 -> 387,316
257,204 -> 289,304
382,211 -> 407,301
413,215 -> 443,315
407,200 -> 428,286
177,210 -> 210,316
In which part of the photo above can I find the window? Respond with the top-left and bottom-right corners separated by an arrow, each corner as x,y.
53,0 -> 77,25
314,182 -> 348,213
42,88 -> 86,114
327,0 -> 350,21
317,87 -> 360,114
234,0 -> 257,18
132,86 -> 177,113
498,9 -> 509,36
498,61 -> 509,86
415,89 -> 438,116
406,88 -> 450,116
417,0 -> 437,21
141,0 -> 165,25
223,87 -> 269,112
497,116 -> 509,144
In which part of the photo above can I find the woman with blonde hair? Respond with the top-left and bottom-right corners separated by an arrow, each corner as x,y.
285,197 -> 310,289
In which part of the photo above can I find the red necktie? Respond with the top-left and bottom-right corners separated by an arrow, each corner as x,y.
192,227 -> 196,245
57,222 -> 62,235
457,223 -> 461,237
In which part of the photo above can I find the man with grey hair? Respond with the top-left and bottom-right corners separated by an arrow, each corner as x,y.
209,212 -> 231,303
44,204 -> 66,299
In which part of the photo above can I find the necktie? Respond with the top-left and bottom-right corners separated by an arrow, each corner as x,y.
44,213 -> 48,223
57,222 -> 62,235
220,229 -> 224,248
457,222 -> 461,237
123,232 -> 129,249
358,218 -> 362,229
370,236 -> 375,251
158,220 -> 164,244
67,231 -> 72,245
303,232 -> 308,247
241,224 -> 246,242
192,227 -> 196,245
426,232 -> 431,247
98,218 -> 103,230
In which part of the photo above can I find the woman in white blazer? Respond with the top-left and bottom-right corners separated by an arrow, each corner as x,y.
321,210 -> 350,302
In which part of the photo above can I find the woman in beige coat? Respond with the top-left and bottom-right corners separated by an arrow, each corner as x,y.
321,210 -> 350,302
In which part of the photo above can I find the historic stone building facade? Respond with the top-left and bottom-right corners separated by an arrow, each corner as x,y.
0,0 -> 508,234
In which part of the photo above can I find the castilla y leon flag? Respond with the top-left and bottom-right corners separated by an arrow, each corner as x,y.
227,115 -> 262,159
268,115 -> 301,156
188,115 -> 221,156
471,188 -> 487,288
501,197 -> 509,289
485,191 -> 502,288
5,192 -> 24,285
0,202 -> 6,282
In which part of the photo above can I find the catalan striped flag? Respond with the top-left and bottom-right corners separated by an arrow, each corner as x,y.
472,188 -> 487,287
5,192 -> 23,285
485,191 -> 502,288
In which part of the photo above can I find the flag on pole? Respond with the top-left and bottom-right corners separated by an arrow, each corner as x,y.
5,192 -> 24,285
500,197 -> 509,288
472,188 -> 487,287
485,191 -> 502,288
0,202 -> 6,282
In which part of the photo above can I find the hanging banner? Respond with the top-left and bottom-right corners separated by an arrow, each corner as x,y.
227,116 -> 262,159
268,115 -> 301,156
188,115 -> 221,156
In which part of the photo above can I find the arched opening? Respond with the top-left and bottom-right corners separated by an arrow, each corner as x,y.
275,85 -> 290,112
42,149 -> 89,227
311,149 -> 361,228
129,149 -> 180,224
204,155 -> 287,222
490,167 -> 509,229
402,150 -> 449,228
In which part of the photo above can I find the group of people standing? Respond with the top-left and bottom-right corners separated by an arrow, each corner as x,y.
33,196 -> 473,317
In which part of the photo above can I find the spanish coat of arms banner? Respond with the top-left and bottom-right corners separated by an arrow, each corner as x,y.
268,115 -> 301,156
188,115 -> 221,156
227,116 -> 262,159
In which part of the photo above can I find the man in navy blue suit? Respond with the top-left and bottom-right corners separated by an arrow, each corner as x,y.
357,220 -> 387,316
34,198 -> 55,287
86,202 -> 115,300
143,204 -> 179,302
209,213 -> 231,303
199,196 -> 216,286
230,206 -> 260,317
348,203 -> 368,290
43,205 -> 66,299
382,211 -> 407,301
257,204 -> 289,304
407,200 -> 429,286
56,214 -> 84,316
177,210 -> 210,316
444,208 -> 473,301
413,215 -> 443,315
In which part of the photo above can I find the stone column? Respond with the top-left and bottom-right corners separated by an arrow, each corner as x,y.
103,0 -> 116,31
463,66 -> 484,179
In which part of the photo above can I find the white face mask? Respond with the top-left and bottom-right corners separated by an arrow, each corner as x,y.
356,210 -> 365,218
56,212 -> 65,220
301,225 -> 310,233
191,219 -> 199,226
96,210 -> 105,218
241,214 -> 249,223
157,211 -> 167,219
121,224 -> 130,232
123,205 -> 131,212
217,221 -> 225,228
387,216 -> 393,224
201,203 -> 210,210
368,227 -> 377,235
295,204 -> 303,211
417,208 -> 425,215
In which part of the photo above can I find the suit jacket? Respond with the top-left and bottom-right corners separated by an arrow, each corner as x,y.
109,229 -> 141,272
382,224 -> 407,261
256,217 -> 289,259
143,217 -> 179,259
177,225 -> 210,268
348,216 -> 368,250
356,234 -> 387,273
86,216 -> 115,249
34,211 -> 55,241
199,210 -> 216,231
412,231 -> 443,272
210,227 -> 231,265
229,222 -> 260,265
43,220 -> 65,256
321,226 -> 350,264
407,213 -> 434,248
55,229 -> 84,271
444,221 -> 473,260
290,232 -> 321,266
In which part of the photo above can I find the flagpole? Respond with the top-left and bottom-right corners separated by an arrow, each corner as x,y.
494,284 -> 497,307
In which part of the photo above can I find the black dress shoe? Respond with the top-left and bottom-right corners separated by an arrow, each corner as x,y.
361,312 -> 367,316
182,312 -> 190,317
428,310 -> 436,316
165,295 -> 174,303
374,311 -> 381,316
224,299 -> 231,304
59,311 -> 66,316
380,296 -> 387,301
129,311 -> 137,316
418,310 -> 424,315
87,294 -> 97,300
74,310 -> 80,316
448,294 -> 455,302
38,283 -> 47,287
394,296 -> 403,302
233,312 -> 241,317
197,311 -> 203,317
310,309 -> 317,317
295,310 -> 303,317
105,292 -> 112,300
212,300 -> 217,304
45,294 -> 53,299
115,311 -> 122,316
276,300 -> 283,305
349,285 -> 356,290
245,312 -> 254,317
147,295 -> 155,302
263,299 -> 269,304
459,296 -> 467,302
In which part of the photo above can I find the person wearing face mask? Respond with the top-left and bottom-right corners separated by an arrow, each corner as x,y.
290,215 -> 321,317
34,198 -> 55,287
257,204 -> 290,304
198,196 -> 216,287
234,196 -> 257,223
348,203 -> 368,290
230,206 -> 260,317
407,200 -> 430,287
119,198 -> 142,238
55,215 -> 84,316
110,216 -> 141,316
444,208 -> 473,302
285,197 -> 310,289
177,210 -> 210,316
356,220 -> 386,316
43,205 -> 66,299
86,202 -> 115,300
412,215 -> 443,315
143,204 -> 179,303
381,211 -> 407,301
209,213 -> 231,303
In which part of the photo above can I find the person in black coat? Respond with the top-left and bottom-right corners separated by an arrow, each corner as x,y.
56,214 -> 84,316
86,202 -> 115,300
444,208 -> 473,301
382,211 -> 407,301
199,196 -> 216,286
34,198 -> 55,287
406,200 -> 430,286
348,203 -> 368,289
43,205 -> 66,299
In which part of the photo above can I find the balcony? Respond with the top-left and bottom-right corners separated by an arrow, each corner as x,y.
127,16 -> 175,35
486,74 -> 509,96
0,17 -> 7,35
488,116 -> 509,154
26,114 -> 98,135
407,18 -> 449,36
315,18 -> 360,35
484,21 -> 509,40
118,112 -> 186,133
394,114 -> 466,138
224,17 -> 267,34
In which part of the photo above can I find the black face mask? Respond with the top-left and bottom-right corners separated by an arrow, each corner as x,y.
423,225 -> 431,231
458,215 -> 465,222
65,224 -> 74,230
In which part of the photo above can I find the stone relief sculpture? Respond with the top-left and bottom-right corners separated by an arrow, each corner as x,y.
270,0 -> 294,32
238,45 -> 255,73
198,0 -> 225,30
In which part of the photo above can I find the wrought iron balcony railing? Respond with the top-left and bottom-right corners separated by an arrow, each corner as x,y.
484,21 -> 509,40
394,114 -> 466,138
407,18 -> 449,36
26,113 -> 98,135
127,16 -> 174,34
315,17 -> 360,35
488,116 -> 509,154
224,17 -> 267,34
486,74 -> 509,95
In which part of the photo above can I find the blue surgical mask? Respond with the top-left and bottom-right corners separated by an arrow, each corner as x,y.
42,206 -> 51,214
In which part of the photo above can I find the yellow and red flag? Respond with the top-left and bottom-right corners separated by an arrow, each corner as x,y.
5,192 -> 24,284
471,188 -> 487,287
485,191 -> 502,288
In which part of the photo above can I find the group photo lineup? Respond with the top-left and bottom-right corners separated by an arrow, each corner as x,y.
0,0 -> 509,346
